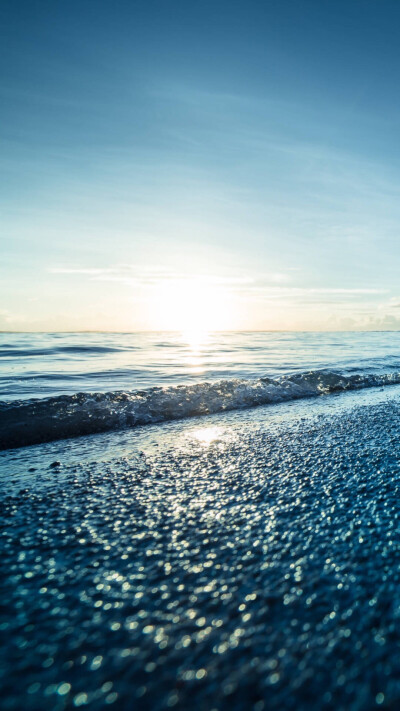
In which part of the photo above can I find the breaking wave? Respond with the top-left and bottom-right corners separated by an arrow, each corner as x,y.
2,369 -> 400,450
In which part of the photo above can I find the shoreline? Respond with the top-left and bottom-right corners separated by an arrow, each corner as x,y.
3,370 -> 400,452
2,387 -> 400,709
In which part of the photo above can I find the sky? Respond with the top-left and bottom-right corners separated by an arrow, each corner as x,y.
2,0 -> 400,331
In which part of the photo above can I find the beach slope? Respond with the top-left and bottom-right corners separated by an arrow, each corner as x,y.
2,389 -> 400,710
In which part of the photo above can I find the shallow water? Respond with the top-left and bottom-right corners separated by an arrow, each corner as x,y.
3,331 -> 400,400
3,331 -> 400,449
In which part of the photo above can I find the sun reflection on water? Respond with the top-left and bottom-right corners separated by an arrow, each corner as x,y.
183,329 -> 209,373
190,426 -> 224,445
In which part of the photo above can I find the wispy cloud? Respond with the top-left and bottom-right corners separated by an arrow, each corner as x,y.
251,287 -> 387,296
0,308 -> 28,326
49,264 -> 257,288
48,264 -> 388,315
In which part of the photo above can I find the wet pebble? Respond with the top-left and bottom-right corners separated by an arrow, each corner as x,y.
2,401 -> 400,710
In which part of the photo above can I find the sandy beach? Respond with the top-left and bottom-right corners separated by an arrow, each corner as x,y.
2,386 -> 400,710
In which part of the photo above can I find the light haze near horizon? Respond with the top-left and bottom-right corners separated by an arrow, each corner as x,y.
2,0 -> 400,332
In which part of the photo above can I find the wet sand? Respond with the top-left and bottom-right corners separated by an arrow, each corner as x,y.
2,387 -> 400,710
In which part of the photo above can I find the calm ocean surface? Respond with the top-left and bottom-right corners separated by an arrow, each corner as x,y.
3,331 -> 400,449
3,331 -> 400,401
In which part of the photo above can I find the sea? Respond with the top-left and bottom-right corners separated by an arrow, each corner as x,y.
2,330 -> 400,449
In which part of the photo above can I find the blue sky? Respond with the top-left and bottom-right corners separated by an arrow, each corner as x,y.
2,0 -> 400,330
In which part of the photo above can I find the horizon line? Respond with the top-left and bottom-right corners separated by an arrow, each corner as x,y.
1,329 -> 399,335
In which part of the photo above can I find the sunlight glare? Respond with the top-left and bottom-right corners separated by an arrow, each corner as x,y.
191,426 -> 224,446
148,277 -> 234,335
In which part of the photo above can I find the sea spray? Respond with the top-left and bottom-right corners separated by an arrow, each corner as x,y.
2,369 -> 400,450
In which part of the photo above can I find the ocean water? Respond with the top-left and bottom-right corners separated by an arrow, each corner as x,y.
2,330 -> 400,449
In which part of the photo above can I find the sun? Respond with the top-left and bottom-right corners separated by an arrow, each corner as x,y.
147,277 -> 234,334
